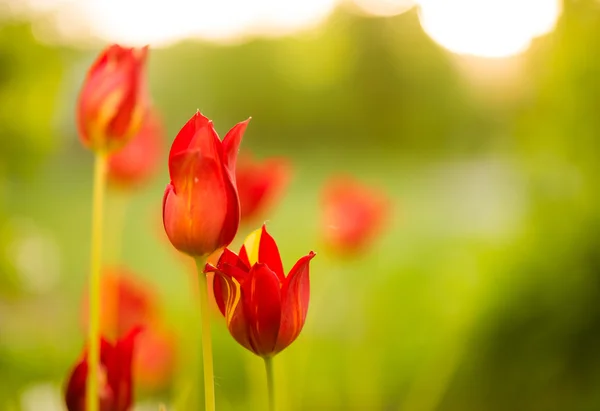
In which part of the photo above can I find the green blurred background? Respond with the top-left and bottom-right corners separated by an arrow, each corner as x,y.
2,0 -> 600,409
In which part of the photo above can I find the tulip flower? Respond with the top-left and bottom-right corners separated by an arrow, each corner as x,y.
236,153 -> 291,223
78,44 -> 149,153
133,325 -> 177,391
81,268 -> 176,390
321,175 -> 390,254
163,111 -> 250,257
107,110 -> 163,189
206,224 -> 316,358
65,329 -> 139,411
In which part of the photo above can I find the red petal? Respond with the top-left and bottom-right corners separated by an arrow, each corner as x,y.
64,338 -> 116,411
216,273 -> 255,353
106,46 -> 148,139
212,272 -> 227,316
222,118 -> 250,179
215,172 -> 240,250
163,158 -> 236,256
242,263 -> 282,356
239,245 -> 251,267
168,111 -> 221,183
258,225 -> 285,281
64,360 -> 88,411
218,248 -> 250,271
107,328 -> 140,411
274,252 -> 315,354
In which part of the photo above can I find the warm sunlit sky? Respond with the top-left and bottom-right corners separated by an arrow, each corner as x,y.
14,0 -> 562,58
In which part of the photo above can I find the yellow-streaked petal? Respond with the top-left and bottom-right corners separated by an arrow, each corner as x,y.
243,227 -> 262,265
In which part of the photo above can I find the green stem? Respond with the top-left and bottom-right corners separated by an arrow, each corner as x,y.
195,258 -> 215,411
264,356 -> 275,411
86,153 -> 107,411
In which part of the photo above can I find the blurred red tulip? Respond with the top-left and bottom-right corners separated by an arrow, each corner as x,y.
82,268 -> 157,340
82,268 -> 176,390
107,110 -> 163,189
65,329 -> 139,411
236,153 -> 291,223
206,224 -> 315,357
163,111 -> 250,257
133,325 -> 177,391
77,44 -> 149,153
321,175 -> 390,254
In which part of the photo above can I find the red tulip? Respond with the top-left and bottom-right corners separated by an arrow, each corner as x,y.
236,153 -> 291,223
205,224 -> 316,357
65,329 -> 139,411
78,44 -> 149,153
81,268 -> 176,390
163,111 -> 250,257
107,109 -> 163,189
133,325 -> 177,391
321,175 -> 390,254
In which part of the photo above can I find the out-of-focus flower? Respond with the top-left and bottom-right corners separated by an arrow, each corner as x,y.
81,268 -> 176,390
321,175 -> 390,254
206,224 -> 315,358
82,268 -> 157,340
107,109 -> 163,189
236,153 -> 291,223
163,111 -> 250,257
77,44 -> 149,153
133,325 -> 177,391
64,329 -> 139,411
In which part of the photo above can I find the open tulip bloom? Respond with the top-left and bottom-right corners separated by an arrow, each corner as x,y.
206,224 -> 315,409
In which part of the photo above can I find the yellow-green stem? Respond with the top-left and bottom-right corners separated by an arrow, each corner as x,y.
195,258 -> 215,411
264,356 -> 275,411
86,153 -> 107,411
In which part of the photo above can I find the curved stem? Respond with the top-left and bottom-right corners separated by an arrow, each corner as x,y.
264,356 -> 275,411
195,258 -> 215,411
86,153 -> 107,411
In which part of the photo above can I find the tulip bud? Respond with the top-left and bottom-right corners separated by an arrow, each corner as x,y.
163,111 -> 249,257
64,329 -> 139,411
205,224 -> 316,358
77,44 -> 149,153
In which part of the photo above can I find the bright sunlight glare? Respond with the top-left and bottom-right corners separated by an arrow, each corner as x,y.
417,0 -> 562,58
22,0 -> 338,46
352,0 -> 416,17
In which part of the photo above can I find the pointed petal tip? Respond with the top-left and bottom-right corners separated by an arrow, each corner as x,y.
204,263 -> 218,273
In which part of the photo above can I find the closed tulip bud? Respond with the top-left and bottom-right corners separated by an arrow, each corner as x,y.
236,153 -> 291,223
321,175 -> 390,255
107,109 -> 163,189
206,224 -> 316,358
64,329 -> 139,411
163,111 -> 250,257
77,44 -> 149,153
